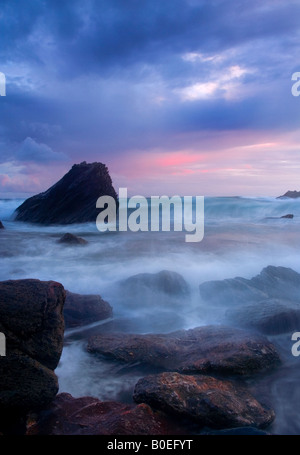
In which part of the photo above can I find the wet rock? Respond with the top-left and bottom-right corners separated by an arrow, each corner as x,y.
277,190 -> 300,199
0,221 -> 4,229
0,279 -> 65,415
64,290 -> 113,328
280,214 -> 294,219
226,299 -> 300,335
87,325 -> 280,376
27,393 -> 184,435
14,161 -> 118,224
200,266 -> 300,305
121,270 -> 190,297
118,270 -> 190,310
58,233 -> 88,245
133,372 -> 275,429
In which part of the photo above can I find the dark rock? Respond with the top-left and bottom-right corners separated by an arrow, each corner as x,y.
27,393 -> 184,435
280,214 -> 294,219
87,325 -> 280,376
0,221 -> 4,229
58,233 -> 88,245
200,277 -> 267,306
277,190 -> 300,199
200,426 -> 269,435
0,279 -> 65,414
226,298 -> 300,335
14,161 -> 118,224
121,270 -> 190,297
250,266 -> 300,301
200,266 -> 300,305
133,372 -> 275,429
64,290 -> 113,328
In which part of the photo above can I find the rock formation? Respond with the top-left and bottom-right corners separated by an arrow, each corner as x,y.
64,290 -> 113,328
14,161 -> 118,224
58,233 -> 88,245
87,325 -> 280,375
27,393 -> 183,435
277,190 -> 300,199
0,279 -> 65,419
133,372 -> 275,429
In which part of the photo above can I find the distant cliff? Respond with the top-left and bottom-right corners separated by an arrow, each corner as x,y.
14,162 -> 118,224
277,190 -> 300,199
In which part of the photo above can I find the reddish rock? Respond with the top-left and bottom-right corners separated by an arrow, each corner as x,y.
64,290 -> 113,328
87,325 -> 280,376
27,393 -> 184,435
0,279 -> 65,415
133,372 -> 275,429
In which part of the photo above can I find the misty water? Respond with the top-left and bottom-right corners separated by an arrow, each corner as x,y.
1,196 -> 300,434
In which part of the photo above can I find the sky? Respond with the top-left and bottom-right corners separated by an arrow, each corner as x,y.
0,0 -> 300,197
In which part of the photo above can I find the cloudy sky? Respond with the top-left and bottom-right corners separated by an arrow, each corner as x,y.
0,0 -> 300,197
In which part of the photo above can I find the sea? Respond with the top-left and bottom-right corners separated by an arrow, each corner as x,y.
0,196 -> 300,434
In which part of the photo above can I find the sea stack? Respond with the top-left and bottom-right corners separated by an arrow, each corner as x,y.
277,190 -> 300,199
14,162 -> 118,224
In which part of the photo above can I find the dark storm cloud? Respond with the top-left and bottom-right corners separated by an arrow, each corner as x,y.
2,0 -> 300,73
0,0 -> 300,195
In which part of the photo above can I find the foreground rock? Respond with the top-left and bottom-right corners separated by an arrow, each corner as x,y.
134,372 -> 275,429
0,221 -> 4,229
64,290 -> 113,328
14,161 -> 118,224
277,190 -> 300,199
87,325 -> 280,375
200,266 -> 300,305
227,298 -> 300,335
27,393 -> 183,435
58,233 -> 88,245
0,279 -> 65,416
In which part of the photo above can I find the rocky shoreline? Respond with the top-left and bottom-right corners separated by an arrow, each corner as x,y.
1,264 -> 299,435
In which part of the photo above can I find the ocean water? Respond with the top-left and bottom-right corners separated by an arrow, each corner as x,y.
1,196 -> 300,434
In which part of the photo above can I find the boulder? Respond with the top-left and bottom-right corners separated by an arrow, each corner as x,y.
27,393 -> 183,435
14,161 -> 118,224
277,190 -> 300,199
58,233 -> 88,245
118,270 -> 190,310
200,266 -> 300,305
226,298 -> 300,335
64,290 -> 113,328
0,221 -> 4,229
120,270 -> 190,297
87,325 -> 280,376
133,372 -> 275,429
0,279 -> 65,415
